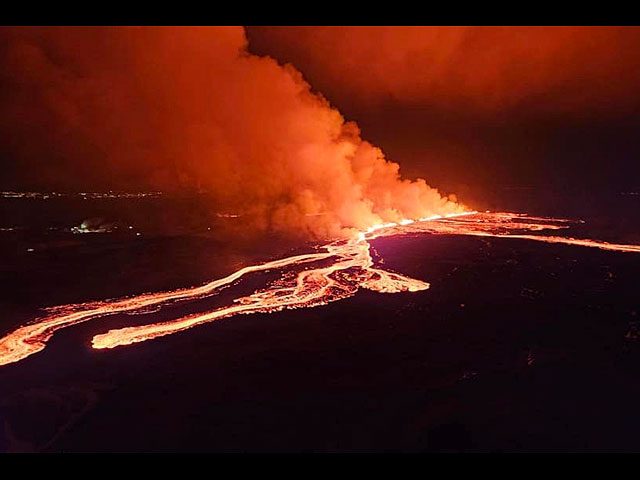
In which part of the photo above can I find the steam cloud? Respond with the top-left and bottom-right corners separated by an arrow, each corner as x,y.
0,26 -> 463,239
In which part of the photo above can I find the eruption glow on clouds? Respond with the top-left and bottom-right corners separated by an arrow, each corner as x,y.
0,26 -> 462,239
248,26 -> 640,115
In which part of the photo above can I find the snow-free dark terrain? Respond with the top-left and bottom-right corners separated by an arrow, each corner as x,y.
1,191 -> 640,452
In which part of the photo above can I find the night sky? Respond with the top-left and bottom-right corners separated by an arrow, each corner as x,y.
1,26 -> 640,214
247,27 -> 640,202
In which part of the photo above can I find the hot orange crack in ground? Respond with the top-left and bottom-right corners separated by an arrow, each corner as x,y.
2,211 -> 640,366
91,231 -> 430,349
0,250 -> 336,366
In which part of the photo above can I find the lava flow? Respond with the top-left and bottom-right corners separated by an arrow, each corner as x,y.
1,211 -> 640,367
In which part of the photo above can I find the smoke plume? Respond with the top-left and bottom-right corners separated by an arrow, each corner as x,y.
0,26 -> 463,239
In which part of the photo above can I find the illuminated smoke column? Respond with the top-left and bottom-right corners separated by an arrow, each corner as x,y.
1,211 -> 640,367
0,27 -> 463,239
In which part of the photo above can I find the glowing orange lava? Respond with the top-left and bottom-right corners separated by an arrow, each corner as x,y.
1,211 -> 639,367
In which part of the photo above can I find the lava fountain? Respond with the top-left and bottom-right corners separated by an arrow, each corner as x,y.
1,211 -> 639,367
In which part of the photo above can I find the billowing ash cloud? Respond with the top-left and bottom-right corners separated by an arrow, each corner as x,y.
0,26 -> 462,239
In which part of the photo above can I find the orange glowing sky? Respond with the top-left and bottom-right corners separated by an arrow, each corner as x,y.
248,26 -> 640,115
247,27 -> 640,202
3,26 -> 640,214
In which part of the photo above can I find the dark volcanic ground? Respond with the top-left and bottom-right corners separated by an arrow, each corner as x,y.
1,192 -> 640,452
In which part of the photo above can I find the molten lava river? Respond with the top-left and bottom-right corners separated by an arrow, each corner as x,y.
1,211 -> 640,367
